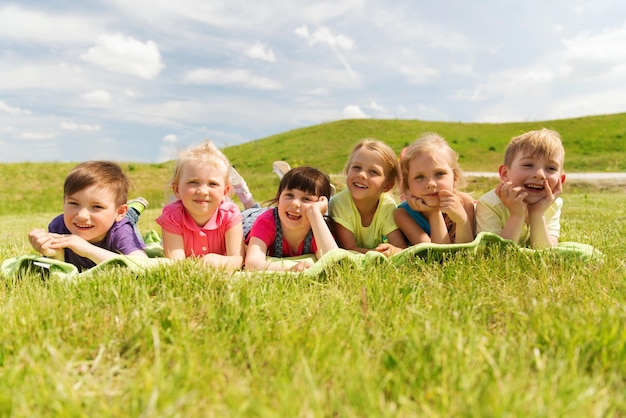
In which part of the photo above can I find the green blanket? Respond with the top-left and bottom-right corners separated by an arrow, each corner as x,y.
254,232 -> 604,278
1,232 -> 603,281
0,254 -> 173,281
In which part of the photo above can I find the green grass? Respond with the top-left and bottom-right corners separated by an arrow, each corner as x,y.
1,116 -> 626,416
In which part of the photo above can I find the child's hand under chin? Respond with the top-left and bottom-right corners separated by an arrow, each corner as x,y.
405,195 -> 437,214
528,176 -> 563,214
495,181 -> 528,217
303,196 -> 329,221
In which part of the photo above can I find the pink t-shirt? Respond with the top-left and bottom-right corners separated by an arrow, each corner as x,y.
246,208 -> 318,257
156,199 -> 242,258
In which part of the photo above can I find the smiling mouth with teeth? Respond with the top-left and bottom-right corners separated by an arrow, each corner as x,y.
286,211 -> 302,220
525,183 -> 545,191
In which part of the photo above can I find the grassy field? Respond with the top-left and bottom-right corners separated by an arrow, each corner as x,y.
1,116 -> 626,416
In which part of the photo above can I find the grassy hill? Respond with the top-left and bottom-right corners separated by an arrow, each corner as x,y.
2,113 -> 626,215
225,113 -> 626,174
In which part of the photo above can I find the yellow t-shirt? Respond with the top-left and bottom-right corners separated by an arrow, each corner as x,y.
329,189 -> 399,249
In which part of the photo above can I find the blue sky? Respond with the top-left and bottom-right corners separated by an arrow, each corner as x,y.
1,0 -> 626,163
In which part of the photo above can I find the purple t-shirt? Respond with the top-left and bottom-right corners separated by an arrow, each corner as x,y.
48,214 -> 145,271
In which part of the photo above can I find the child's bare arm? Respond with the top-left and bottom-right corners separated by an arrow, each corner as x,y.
442,191 -> 475,244
333,222 -> 369,254
202,223 -> 244,271
161,230 -> 187,260
28,229 -> 64,260
527,178 -> 562,248
303,197 -> 338,258
495,182 -> 526,242
45,234 -> 122,264
374,229 -> 407,257
245,237 -> 310,272
394,207 -> 430,245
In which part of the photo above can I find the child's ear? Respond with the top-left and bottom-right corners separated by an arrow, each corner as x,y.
560,173 -> 566,184
224,184 -> 231,197
498,164 -> 509,181
172,183 -> 180,199
382,179 -> 395,193
116,204 -> 129,222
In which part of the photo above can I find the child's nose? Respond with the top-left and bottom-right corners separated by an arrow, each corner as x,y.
76,207 -> 90,219
534,168 -> 546,179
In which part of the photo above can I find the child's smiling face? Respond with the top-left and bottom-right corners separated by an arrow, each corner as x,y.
63,185 -> 126,243
277,188 -> 319,230
345,148 -> 391,202
173,161 -> 230,226
500,151 -> 565,205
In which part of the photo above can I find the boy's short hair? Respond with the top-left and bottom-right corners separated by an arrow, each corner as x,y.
504,128 -> 565,168
170,139 -> 231,186
64,161 -> 131,207
344,138 -> 400,187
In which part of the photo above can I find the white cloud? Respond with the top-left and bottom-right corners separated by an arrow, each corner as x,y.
0,101 -> 31,115
561,25 -> 626,72
19,132 -> 57,140
0,5 -> 101,44
294,25 -> 355,51
81,90 -> 113,104
342,105 -> 368,119
162,134 -> 178,143
399,66 -> 440,85
246,42 -> 276,62
367,101 -> 386,112
81,33 -> 164,79
184,68 -> 280,89
61,122 -> 102,131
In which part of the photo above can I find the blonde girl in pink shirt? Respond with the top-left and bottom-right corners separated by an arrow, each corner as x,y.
156,140 -> 244,271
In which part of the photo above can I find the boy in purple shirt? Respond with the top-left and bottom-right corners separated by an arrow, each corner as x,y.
28,161 -> 147,271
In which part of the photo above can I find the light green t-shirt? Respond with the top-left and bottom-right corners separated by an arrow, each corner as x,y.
329,189 -> 399,249
475,189 -> 562,245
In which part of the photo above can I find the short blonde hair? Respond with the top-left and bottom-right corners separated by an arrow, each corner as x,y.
504,128 -> 565,168
399,133 -> 466,194
170,139 -> 231,186
344,138 -> 400,187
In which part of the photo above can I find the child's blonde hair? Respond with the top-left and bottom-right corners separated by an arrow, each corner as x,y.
344,138 -> 400,187
170,139 -> 231,186
400,133 -> 466,193
504,128 -> 565,168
